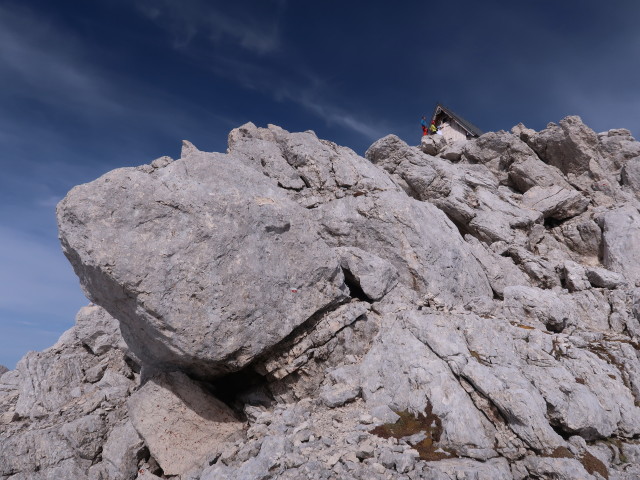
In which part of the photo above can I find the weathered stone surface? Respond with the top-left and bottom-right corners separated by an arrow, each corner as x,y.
0,305 -> 141,480
128,371 -> 244,476
528,116 -> 603,176
562,261 -> 590,292
554,212 -> 602,262
599,204 -> 640,284
585,266 -> 627,289
521,185 -> 589,220
314,190 -> 493,305
58,151 -> 348,377
621,156 -> 640,196
91,419 -> 144,480
508,156 -> 572,193
9,118 -> 640,480
419,134 -> 447,155
599,129 -> 640,174
360,312 -> 498,459
337,246 -> 399,301
439,140 -> 466,161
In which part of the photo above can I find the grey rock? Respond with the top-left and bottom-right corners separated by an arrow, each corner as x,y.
621,156 -> 640,196
95,419 -> 144,480
58,150 -> 348,377
128,371 -> 245,476
599,204 -> 640,284
562,261 -> 590,292
555,213 -> 602,261
528,115 -> 603,177
135,467 -> 164,480
366,135 -> 445,201
337,246 -> 399,301
419,134 -> 447,155
464,234 -> 531,297
369,405 -> 400,424
503,285 -> 575,332
421,458 -> 512,480
518,455 -> 597,480
599,130 -> 640,174
511,122 -> 536,143
360,313 -> 497,458
463,130 -> 533,168
508,156 -> 572,193
12,119 -> 640,480
320,383 -> 361,408
228,122 -> 307,191
314,190 -> 493,305
150,155 -> 173,169
585,266 -> 627,289
521,185 -> 589,220
439,140 -> 466,161
0,305 -> 138,480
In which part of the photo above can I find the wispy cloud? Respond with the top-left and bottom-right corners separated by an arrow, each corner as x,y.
0,5 -> 121,115
131,1 -> 385,141
135,0 -> 286,54
0,3 -> 242,146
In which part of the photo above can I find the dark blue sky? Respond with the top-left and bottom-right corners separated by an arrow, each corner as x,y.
1,0 -> 639,367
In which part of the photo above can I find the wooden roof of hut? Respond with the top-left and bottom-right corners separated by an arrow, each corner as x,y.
431,104 -> 483,139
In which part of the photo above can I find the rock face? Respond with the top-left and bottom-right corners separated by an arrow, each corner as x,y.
57,152 -> 348,378
3,116 -> 640,479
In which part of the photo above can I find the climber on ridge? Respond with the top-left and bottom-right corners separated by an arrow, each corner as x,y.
420,116 -> 428,136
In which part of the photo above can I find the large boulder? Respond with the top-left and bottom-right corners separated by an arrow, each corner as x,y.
528,116 -> 603,177
128,371 -> 244,476
598,204 -> 640,284
57,150 -> 348,378
313,190 -> 493,305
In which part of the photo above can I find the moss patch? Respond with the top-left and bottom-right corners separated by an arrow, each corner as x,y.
581,451 -> 608,479
369,403 -> 458,461
550,446 -> 573,458
545,447 -> 608,479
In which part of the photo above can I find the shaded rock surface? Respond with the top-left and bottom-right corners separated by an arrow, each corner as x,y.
3,115 -> 640,479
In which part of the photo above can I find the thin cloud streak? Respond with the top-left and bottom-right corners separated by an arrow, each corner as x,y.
135,0 -> 285,54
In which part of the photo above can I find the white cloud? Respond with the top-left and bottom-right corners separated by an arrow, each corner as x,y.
135,0 -> 285,54
0,5 -> 121,115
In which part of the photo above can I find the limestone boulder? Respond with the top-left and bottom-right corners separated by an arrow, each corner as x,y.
336,246 -> 399,301
621,156 -> 640,196
57,151 -> 348,377
599,128 -> 640,173
528,116 -> 603,177
521,185 -> 589,220
462,130 -> 537,184
598,204 -> 640,284
128,371 -> 245,476
313,190 -> 493,305
419,134 -> 447,156
508,156 -> 572,193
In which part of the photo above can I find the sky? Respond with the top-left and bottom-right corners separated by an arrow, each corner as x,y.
1,0 -> 639,368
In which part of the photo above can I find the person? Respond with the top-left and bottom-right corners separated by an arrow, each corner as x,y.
420,116 -> 428,136
429,120 -> 437,134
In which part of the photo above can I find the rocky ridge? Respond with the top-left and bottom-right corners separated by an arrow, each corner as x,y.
2,116 -> 640,479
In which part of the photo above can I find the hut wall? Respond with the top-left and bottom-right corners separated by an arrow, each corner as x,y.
439,121 -> 468,142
